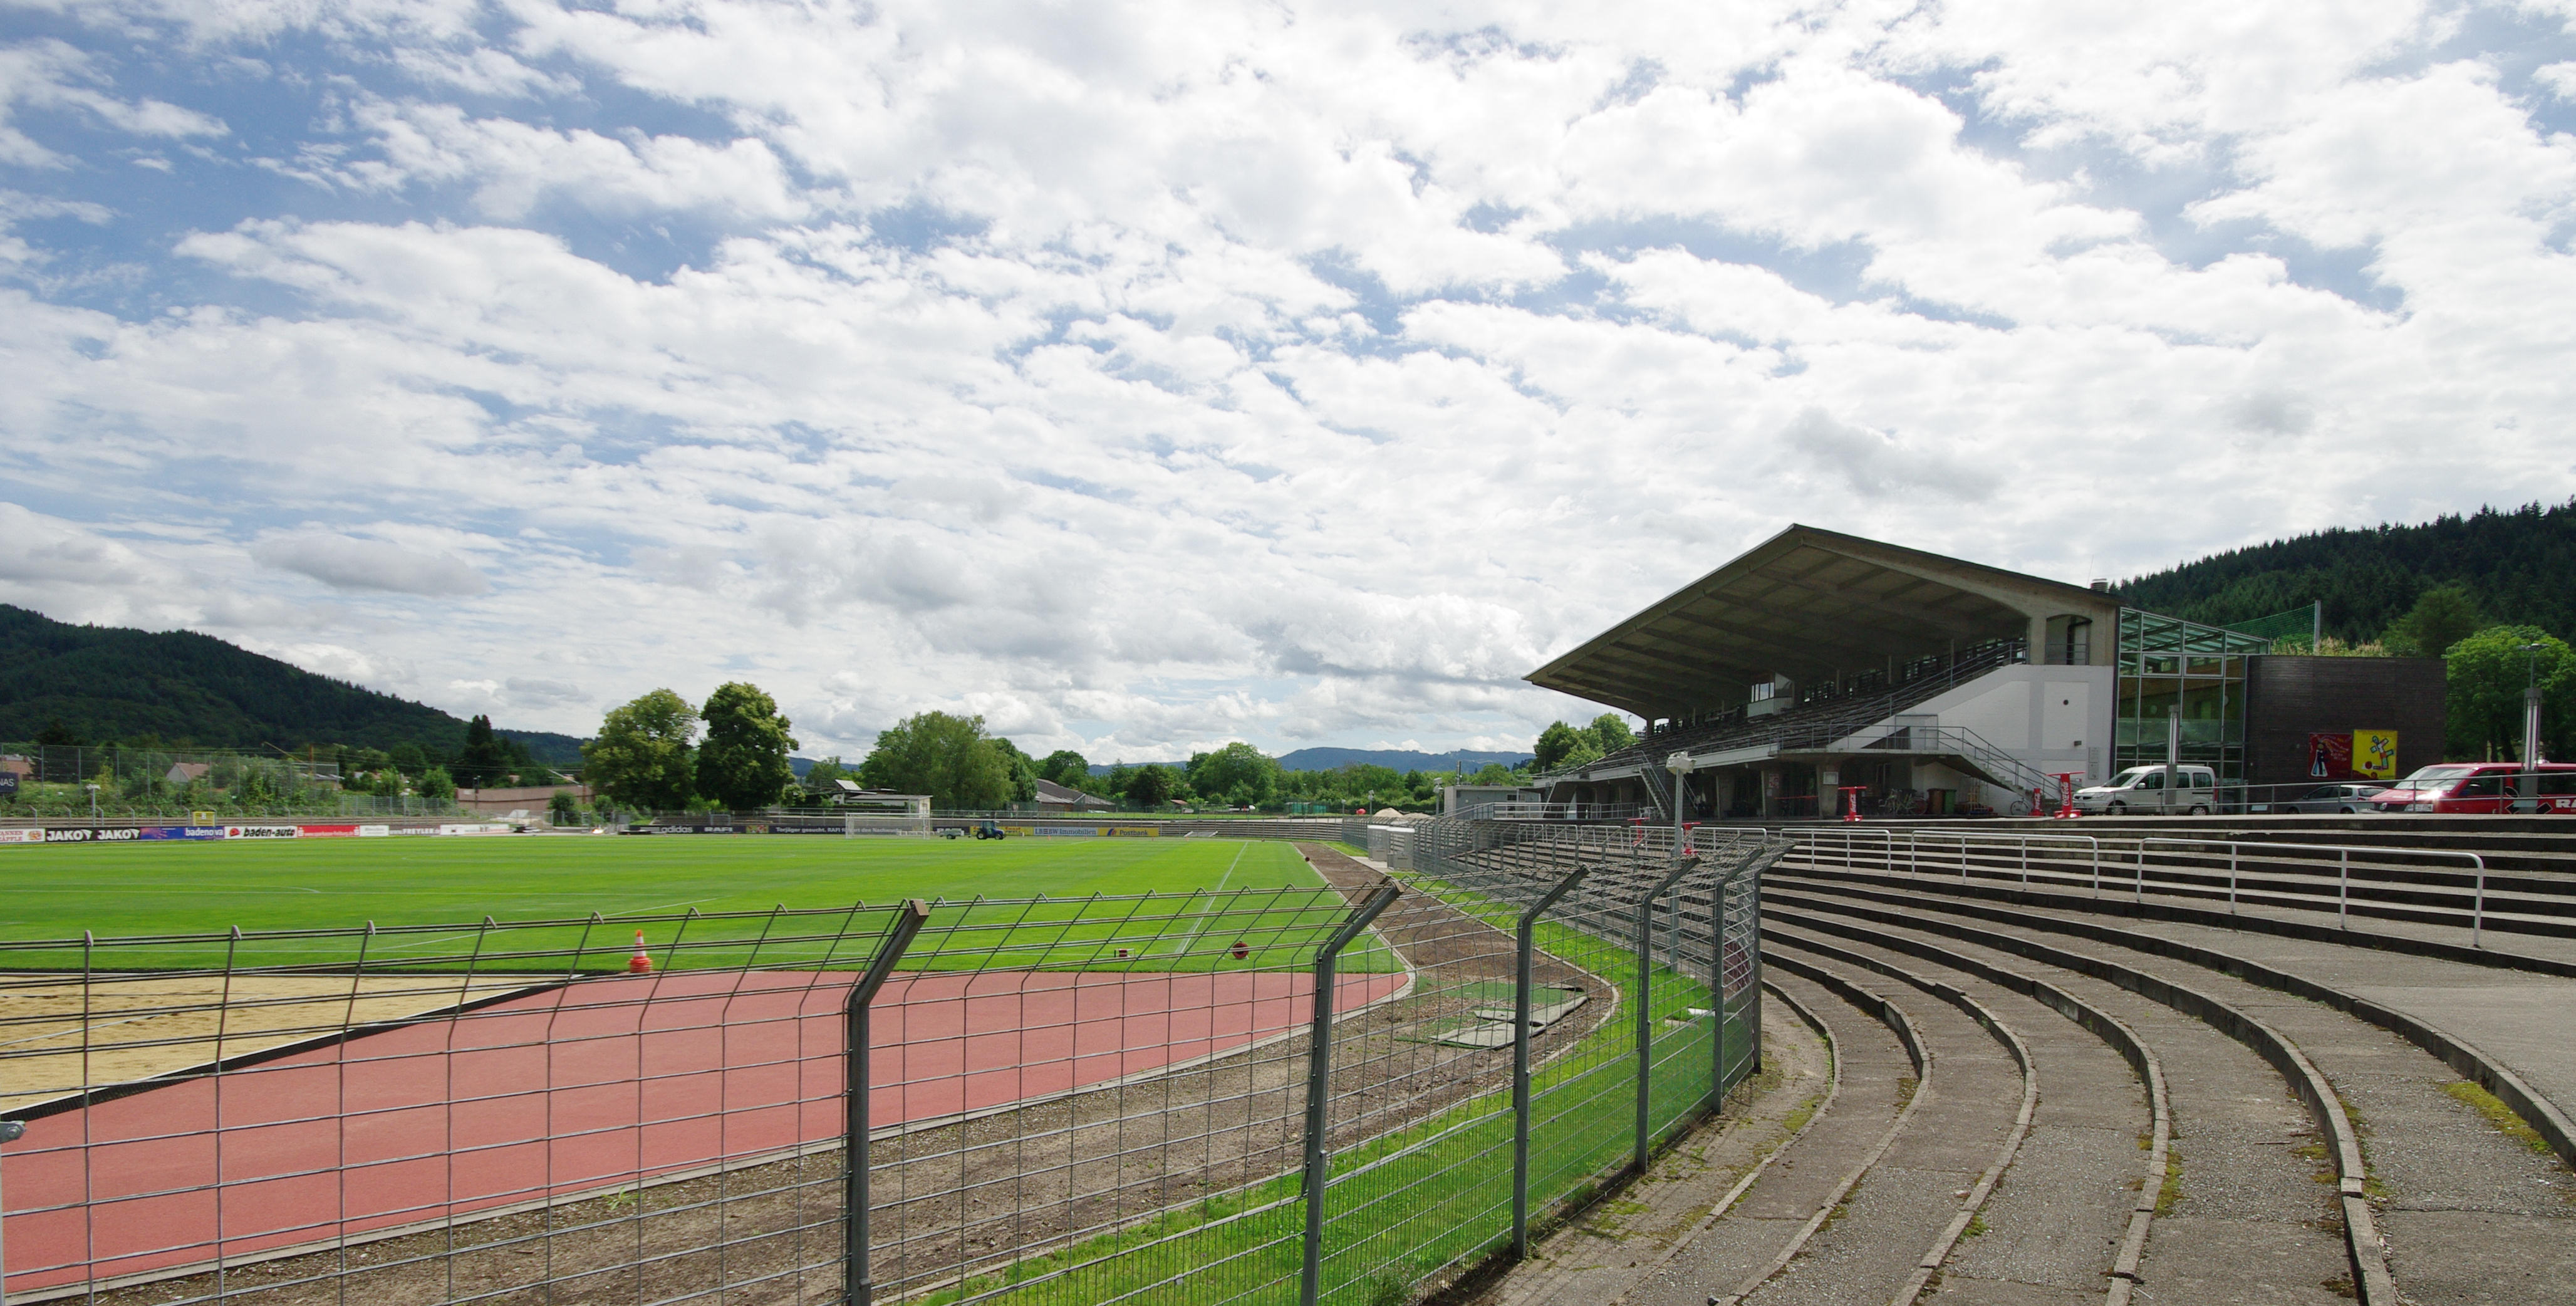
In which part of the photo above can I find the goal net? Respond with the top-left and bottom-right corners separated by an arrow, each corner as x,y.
843,795 -> 933,838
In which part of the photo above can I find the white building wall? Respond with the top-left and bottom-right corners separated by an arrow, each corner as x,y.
1902,664 -> 2116,805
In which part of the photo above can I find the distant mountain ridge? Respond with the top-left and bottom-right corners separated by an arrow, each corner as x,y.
1274,747 -> 1535,773
1079,748 -> 1532,777
0,603 -> 558,756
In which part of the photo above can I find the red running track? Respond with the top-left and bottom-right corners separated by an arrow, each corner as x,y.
3,968 -> 1406,1293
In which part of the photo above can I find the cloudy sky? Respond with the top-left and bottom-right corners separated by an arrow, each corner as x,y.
3,1 -> 2573,761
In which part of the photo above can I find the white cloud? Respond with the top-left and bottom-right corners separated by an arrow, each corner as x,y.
2,0 -> 2573,758
251,533 -> 490,596
0,39 -> 224,166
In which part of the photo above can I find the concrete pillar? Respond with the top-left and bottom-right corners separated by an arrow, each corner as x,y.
1819,763 -> 1840,819
2027,612 -> 2053,664
1758,765 -> 1779,820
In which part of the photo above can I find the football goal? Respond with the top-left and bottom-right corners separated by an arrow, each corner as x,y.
843,794 -> 933,837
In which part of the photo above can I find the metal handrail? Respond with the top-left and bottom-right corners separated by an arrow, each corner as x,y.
2136,837 -> 2490,946
1773,825 -> 2498,950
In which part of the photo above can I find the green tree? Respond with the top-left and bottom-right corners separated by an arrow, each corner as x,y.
695,681 -> 799,810
2386,586 -> 2486,657
1532,721 -> 1584,771
858,711 -> 1012,810
804,755 -> 850,794
987,737 -> 1041,803
1188,742 -> 1279,808
1037,750 -> 1091,787
455,714 -> 509,788
1585,713 -> 1636,755
582,689 -> 701,812
1124,763 -> 1177,808
549,788 -> 581,825
2445,627 -> 2575,760
389,742 -> 428,779
1467,762 -> 1519,786
417,765 -> 457,803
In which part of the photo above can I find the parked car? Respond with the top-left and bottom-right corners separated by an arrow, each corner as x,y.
2072,765 -> 2218,815
2365,763 -> 2576,813
2275,782 -> 2391,813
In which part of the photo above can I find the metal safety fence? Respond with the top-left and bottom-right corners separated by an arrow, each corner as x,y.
0,826 -> 1779,1306
1763,825 -> 2541,948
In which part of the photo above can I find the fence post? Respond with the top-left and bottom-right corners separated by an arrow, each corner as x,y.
2338,850 -> 2349,929
1513,865 -> 1591,1260
844,899 -> 932,1306
1300,881 -> 1402,1306
0,1117 -> 21,1305
1748,869 -> 1764,1074
1709,866 -> 1730,1110
2473,856 -> 2486,949
1635,857 -> 1701,1176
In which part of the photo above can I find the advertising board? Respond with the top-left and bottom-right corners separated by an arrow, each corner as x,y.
2352,729 -> 2399,780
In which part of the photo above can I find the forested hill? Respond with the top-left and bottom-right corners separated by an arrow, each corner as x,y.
1,603 -> 481,753
2116,499 -> 2576,644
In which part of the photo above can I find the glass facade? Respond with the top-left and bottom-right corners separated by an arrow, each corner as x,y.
2114,609 -> 2273,785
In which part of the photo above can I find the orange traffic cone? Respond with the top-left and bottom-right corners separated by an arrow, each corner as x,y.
628,929 -> 653,974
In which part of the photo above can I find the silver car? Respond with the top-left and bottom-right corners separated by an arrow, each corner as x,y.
2276,782 -> 2390,813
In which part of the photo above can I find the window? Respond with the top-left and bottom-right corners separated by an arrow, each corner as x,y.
2455,775 -> 2505,798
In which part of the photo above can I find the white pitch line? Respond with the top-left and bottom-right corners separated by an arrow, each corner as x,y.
1165,842 -> 1252,956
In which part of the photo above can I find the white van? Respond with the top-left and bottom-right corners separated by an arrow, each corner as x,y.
2073,765 -> 2218,815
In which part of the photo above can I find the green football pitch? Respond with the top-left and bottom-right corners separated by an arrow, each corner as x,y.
0,835 -> 1343,971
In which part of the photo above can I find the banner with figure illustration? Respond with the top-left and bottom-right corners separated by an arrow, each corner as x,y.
2352,729 -> 2398,780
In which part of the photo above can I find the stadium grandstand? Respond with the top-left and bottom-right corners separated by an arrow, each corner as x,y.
1526,525 -> 2377,819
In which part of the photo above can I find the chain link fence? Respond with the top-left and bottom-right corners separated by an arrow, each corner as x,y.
0,822 -> 1780,1306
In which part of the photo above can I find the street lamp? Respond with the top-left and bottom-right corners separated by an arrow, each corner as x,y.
83,783 -> 100,822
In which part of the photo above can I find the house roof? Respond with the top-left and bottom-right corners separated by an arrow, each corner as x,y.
1035,777 -> 1115,807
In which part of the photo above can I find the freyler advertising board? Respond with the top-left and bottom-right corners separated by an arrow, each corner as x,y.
0,823 -> 395,845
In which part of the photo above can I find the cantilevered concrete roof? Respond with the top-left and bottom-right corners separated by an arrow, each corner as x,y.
1526,525 -> 2119,719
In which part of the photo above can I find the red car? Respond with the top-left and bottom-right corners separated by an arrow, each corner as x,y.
2366,762 -> 2576,813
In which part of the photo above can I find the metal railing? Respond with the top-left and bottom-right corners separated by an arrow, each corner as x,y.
0,825 -> 1775,1306
1767,826 -> 2511,949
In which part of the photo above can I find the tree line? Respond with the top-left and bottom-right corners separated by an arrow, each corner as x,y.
575,691 -> 1548,815
2116,498 -> 2576,646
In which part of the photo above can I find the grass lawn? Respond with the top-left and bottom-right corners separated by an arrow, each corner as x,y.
0,835 -> 1332,970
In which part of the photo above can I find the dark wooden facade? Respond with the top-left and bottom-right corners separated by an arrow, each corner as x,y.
2242,656 -> 2446,786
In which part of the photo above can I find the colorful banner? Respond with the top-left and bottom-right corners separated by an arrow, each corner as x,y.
294,824 -> 361,837
226,825 -> 300,840
0,828 -> 41,844
2305,733 -> 2353,780
2352,729 -> 2399,780
137,825 -> 226,840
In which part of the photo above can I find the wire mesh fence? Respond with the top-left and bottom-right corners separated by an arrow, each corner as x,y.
0,823 -> 1780,1306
